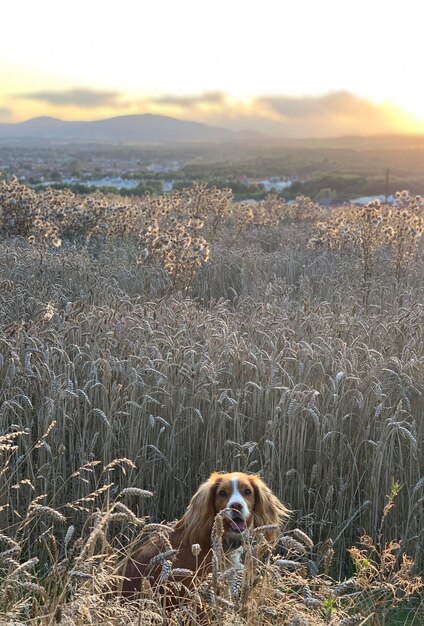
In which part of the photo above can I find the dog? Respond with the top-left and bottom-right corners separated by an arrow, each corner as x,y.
120,471 -> 289,598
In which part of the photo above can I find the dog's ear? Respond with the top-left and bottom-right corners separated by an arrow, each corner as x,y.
175,475 -> 217,546
251,475 -> 290,542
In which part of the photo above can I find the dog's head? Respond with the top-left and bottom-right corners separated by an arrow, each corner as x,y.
175,472 -> 289,547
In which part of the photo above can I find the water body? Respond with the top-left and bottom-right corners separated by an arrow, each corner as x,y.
63,176 -> 140,189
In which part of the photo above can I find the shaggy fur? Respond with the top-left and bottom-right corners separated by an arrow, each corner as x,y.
120,472 -> 289,598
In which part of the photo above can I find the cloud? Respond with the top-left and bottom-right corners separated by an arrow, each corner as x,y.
10,88 -> 416,137
249,91 -> 406,136
256,91 -> 373,118
136,90 -> 409,137
20,88 -> 125,108
149,91 -> 227,108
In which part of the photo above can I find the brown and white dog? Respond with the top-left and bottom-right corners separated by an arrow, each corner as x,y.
120,472 -> 289,598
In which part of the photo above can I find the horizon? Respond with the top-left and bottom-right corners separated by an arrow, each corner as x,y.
1,1 -> 424,138
3,111 -> 424,143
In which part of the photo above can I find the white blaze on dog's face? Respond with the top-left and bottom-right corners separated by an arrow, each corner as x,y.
213,473 -> 256,537
174,471 -> 289,550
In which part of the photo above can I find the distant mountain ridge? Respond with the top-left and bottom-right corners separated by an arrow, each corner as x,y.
0,114 -> 261,143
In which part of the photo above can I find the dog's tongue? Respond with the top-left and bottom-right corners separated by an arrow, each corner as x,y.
230,518 -> 247,532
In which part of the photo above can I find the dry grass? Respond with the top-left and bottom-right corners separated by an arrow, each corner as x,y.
0,180 -> 423,624
313,193 -> 424,306
1,428 -> 421,625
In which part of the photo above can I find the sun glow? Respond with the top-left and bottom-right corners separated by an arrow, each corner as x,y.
395,105 -> 424,133
373,101 -> 424,135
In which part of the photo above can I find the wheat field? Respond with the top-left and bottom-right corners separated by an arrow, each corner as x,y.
0,180 -> 423,624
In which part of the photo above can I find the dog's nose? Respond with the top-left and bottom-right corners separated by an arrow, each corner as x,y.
230,502 -> 243,511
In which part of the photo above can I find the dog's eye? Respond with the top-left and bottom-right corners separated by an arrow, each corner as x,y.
244,488 -> 252,495
218,490 -> 227,497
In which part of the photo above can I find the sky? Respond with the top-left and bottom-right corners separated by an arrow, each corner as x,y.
1,0 -> 424,137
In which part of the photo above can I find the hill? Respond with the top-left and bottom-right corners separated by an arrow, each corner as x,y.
0,114 -> 259,144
